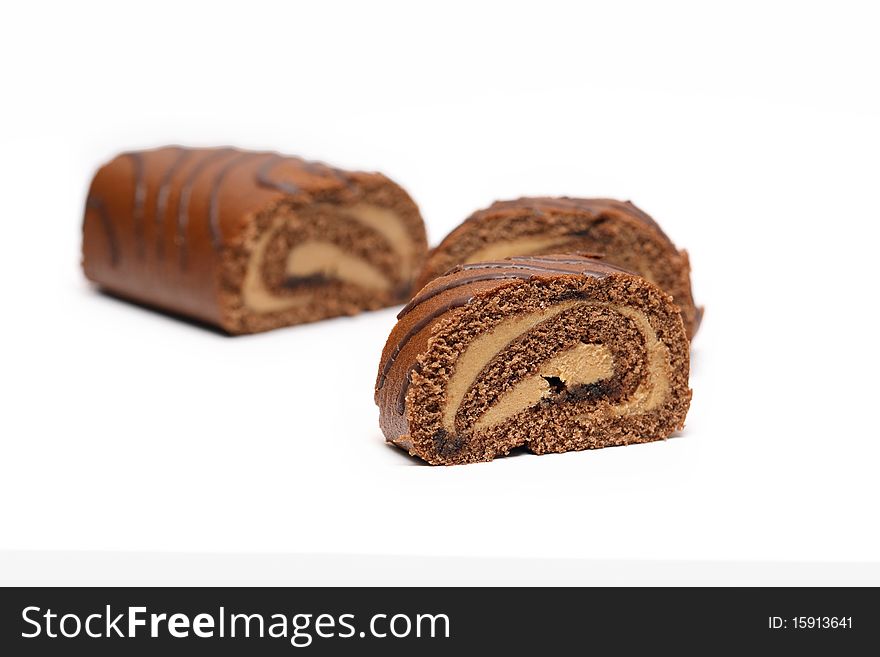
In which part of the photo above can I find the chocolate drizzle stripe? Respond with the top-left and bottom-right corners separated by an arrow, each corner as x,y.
302,160 -> 356,191
176,148 -> 236,267
207,152 -> 261,251
391,293 -> 480,413
256,155 -> 301,194
85,196 -> 120,267
396,271 -> 526,320
457,261 -> 604,273
508,255 -> 632,275
509,255 -> 602,265
257,155 -> 357,195
377,294 -> 475,391
154,148 -> 191,260
397,261 -> 609,320
125,152 -> 146,259
617,200 -> 665,233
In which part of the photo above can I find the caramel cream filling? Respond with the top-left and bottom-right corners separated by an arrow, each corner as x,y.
598,305 -> 670,417
464,236 -> 574,264
474,342 -> 614,431
242,218 -> 306,314
340,203 -> 415,275
242,204 -> 411,314
286,241 -> 390,291
442,301 -> 580,432
442,302 -> 673,432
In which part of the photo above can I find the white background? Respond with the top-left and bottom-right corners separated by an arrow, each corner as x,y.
1,1 -> 878,584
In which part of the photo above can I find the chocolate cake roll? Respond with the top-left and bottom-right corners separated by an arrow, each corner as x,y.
416,198 -> 700,338
376,254 -> 691,465
82,146 -> 428,334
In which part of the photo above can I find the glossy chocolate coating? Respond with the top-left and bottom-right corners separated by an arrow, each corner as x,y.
82,146 -> 419,328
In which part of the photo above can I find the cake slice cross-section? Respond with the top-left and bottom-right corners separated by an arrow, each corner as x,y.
82,146 -> 428,334
416,197 -> 701,339
376,254 -> 692,465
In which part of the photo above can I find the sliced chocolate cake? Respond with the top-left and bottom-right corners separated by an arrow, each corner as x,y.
416,198 -> 701,338
376,254 -> 691,465
82,146 -> 428,334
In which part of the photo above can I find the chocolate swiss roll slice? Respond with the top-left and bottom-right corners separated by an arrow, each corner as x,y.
82,146 -> 428,334
376,254 -> 691,465
417,198 -> 700,338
